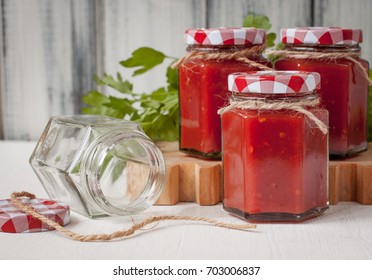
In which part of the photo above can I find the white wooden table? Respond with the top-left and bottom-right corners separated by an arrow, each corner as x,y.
1,140 -> 372,260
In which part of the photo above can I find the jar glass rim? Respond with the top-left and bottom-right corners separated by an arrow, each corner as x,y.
81,131 -> 165,216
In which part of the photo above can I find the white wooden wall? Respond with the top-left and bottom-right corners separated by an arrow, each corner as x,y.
0,0 -> 371,140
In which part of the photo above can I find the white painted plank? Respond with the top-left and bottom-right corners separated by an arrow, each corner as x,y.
1,0 -> 49,140
70,0 -> 97,112
97,0 -> 206,96
206,0 -> 312,46
0,0 -> 96,140
314,0 -> 372,64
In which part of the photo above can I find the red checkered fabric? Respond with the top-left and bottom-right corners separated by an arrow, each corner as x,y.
228,71 -> 321,94
0,198 -> 70,233
184,28 -> 265,45
281,27 -> 362,45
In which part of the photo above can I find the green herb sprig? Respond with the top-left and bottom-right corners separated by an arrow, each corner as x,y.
82,47 -> 179,141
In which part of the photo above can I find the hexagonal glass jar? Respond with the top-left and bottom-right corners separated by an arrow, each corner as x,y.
221,71 -> 329,222
30,115 -> 166,218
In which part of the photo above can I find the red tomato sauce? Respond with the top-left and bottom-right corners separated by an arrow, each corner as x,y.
275,58 -> 369,157
179,59 -> 270,158
222,108 -> 329,220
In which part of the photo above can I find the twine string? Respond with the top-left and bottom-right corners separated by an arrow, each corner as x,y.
10,191 -> 256,242
218,97 -> 328,135
172,45 -> 272,70
266,49 -> 372,86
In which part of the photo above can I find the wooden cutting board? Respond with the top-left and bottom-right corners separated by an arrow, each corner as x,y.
155,142 -> 372,205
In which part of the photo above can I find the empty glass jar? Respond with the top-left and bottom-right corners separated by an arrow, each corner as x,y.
30,115 -> 166,218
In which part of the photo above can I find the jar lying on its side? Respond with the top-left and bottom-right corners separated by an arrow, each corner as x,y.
221,71 -> 329,222
30,115 -> 166,218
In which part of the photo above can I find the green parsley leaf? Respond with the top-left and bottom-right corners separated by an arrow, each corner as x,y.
82,90 -> 109,106
94,73 -> 133,94
105,96 -> 137,116
120,47 -> 167,76
243,13 -> 271,30
166,62 -> 179,90
82,90 -> 120,117
266,32 -> 277,48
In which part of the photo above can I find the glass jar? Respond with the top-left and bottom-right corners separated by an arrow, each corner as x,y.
178,27 -> 272,159
274,27 -> 369,157
221,71 -> 329,222
29,115 -> 166,218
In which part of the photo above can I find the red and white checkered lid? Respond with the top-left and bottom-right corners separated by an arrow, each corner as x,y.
0,197 -> 70,233
281,27 -> 362,45
228,71 -> 321,94
184,28 -> 265,45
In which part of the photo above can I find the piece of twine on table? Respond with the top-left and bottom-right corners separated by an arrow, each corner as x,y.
218,97 -> 328,135
172,45 -> 272,70
266,49 -> 372,86
10,191 -> 256,242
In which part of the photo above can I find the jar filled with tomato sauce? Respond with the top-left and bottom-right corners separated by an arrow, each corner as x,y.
178,27 -> 272,159
274,27 -> 370,157
220,71 -> 329,222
